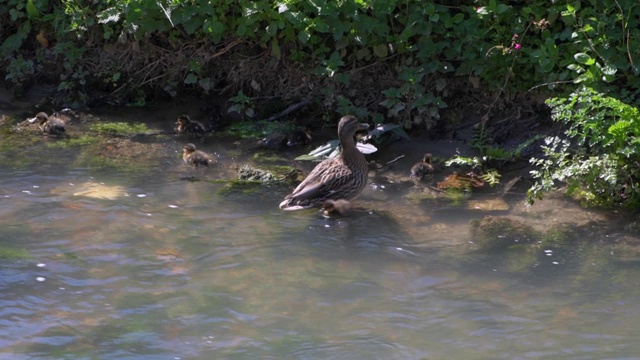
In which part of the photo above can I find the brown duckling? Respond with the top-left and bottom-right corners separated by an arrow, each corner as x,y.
410,153 -> 435,179
286,128 -> 313,147
182,143 -> 213,168
261,132 -> 288,149
321,199 -> 352,216
279,115 -> 370,211
29,112 -> 65,135
176,115 -> 207,138
261,127 -> 313,149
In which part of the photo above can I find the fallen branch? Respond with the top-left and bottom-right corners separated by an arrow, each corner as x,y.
386,155 -> 405,165
265,97 -> 312,122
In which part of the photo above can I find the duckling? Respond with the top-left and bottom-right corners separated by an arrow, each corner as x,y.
261,132 -> 288,149
410,153 -> 435,179
279,115 -> 370,211
29,112 -> 65,135
321,199 -> 352,216
261,127 -> 312,149
182,143 -> 213,168
286,127 -> 313,147
175,115 -> 207,139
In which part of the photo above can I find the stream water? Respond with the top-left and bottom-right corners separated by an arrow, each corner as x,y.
1,106 -> 639,359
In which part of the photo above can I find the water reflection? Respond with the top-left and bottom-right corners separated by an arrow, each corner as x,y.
1,113 -> 640,359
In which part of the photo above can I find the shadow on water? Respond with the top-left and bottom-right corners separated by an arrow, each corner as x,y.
2,105 -> 640,359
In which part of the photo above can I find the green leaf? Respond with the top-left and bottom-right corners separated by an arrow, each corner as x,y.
298,29 -> 310,43
236,24 -> 247,36
26,0 -> 40,18
496,4 -> 509,14
271,39 -> 281,59
373,44 -> 387,58
451,13 -> 464,23
313,18 -> 329,33
574,52 -> 594,65
567,64 -> 584,72
184,73 -> 198,85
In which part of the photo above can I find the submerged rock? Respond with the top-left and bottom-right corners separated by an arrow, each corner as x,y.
470,215 -> 539,250
466,198 -> 510,211
70,182 -> 127,200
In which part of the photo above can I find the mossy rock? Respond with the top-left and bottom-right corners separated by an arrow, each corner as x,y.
72,137 -> 166,172
237,164 -> 279,183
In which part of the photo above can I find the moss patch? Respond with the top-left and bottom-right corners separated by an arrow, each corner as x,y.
90,122 -> 150,136
0,246 -> 30,260
46,135 -> 101,148
226,120 -> 296,139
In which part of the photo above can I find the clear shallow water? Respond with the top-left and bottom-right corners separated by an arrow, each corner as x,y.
1,120 -> 640,359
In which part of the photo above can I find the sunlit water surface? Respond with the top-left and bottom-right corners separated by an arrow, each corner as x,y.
1,116 -> 640,360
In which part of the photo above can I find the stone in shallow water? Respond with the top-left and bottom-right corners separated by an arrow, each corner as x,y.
466,198 -> 509,211
71,182 -> 127,200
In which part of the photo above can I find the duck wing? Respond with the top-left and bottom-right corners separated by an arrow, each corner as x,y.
281,157 -> 362,210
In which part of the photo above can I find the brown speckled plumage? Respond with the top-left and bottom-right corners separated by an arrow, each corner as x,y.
321,199 -> 352,216
176,115 -> 207,138
182,143 -> 213,168
279,115 -> 369,211
31,112 -> 65,135
410,153 -> 434,179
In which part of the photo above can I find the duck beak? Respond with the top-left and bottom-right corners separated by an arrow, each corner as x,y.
28,117 -> 38,124
358,122 -> 370,131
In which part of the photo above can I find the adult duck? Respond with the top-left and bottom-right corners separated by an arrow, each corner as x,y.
176,115 -> 207,139
279,115 -> 369,211
29,112 -> 65,135
182,143 -> 213,168
410,153 -> 435,179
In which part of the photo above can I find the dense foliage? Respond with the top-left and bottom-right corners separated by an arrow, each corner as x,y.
2,1 -> 639,114
529,87 -> 640,208
1,0 -> 640,208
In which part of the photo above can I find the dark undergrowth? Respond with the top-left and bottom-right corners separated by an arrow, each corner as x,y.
1,0 -> 639,208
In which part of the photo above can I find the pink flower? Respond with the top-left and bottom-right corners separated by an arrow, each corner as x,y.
514,43 -> 522,50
